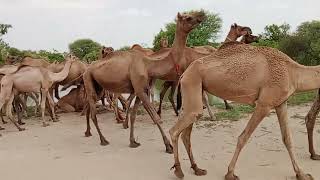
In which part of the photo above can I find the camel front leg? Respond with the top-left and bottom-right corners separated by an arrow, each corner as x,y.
40,88 -> 49,127
1,107 -> 7,125
13,96 -> 25,125
84,105 -> 92,137
29,92 -> 40,115
202,91 -> 216,120
305,95 -> 320,160
168,83 -> 179,116
123,93 -> 135,129
129,97 -> 141,148
225,103 -> 270,180
137,91 -> 173,154
157,81 -> 171,117
6,92 -> 25,131
276,102 -> 313,180
47,92 -> 58,122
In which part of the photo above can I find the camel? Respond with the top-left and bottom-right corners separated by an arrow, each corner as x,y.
0,55 -> 75,130
55,85 -> 86,113
82,11 -> 206,153
169,42 -> 316,180
157,23 -> 253,117
240,33 -> 259,44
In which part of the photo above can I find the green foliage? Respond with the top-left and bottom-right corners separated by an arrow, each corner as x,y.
0,24 -> 12,37
254,23 -> 291,49
69,39 -> 101,62
287,91 -> 317,106
118,46 -> 131,51
153,10 -> 222,51
213,103 -> 254,121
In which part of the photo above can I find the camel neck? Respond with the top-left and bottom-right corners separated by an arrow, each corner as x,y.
294,65 -> 320,92
147,55 -> 176,80
171,28 -> 187,63
224,31 -> 238,43
50,61 -> 72,82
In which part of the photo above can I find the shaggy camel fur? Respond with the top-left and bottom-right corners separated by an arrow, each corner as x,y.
157,23 -> 253,117
169,42 -> 316,180
83,11 -> 206,153
0,55 -> 75,130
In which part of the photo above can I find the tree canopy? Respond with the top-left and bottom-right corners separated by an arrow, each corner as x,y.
152,10 -> 222,51
69,39 -> 101,62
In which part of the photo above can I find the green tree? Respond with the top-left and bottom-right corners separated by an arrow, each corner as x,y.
69,39 -> 101,62
152,10 -> 222,51
118,46 -> 131,51
0,24 -> 12,63
255,23 -> 291,49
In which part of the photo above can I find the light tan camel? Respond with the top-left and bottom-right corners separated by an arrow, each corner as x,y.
0,55 -> 75,130
82,11 -> 206,153
169,42 -> 315,180
157,23 -> 253,117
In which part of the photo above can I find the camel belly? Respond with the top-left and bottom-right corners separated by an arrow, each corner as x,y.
201,60 -> 267,105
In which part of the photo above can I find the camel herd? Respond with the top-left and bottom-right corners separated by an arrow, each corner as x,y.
0,11 -> 319,180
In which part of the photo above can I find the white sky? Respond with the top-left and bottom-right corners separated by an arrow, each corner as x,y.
0,0 -> 319,52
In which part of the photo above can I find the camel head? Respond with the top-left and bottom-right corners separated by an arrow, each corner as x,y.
65,54 -> 77,63
101,46 -> 114,58
5,55 -> 21,65
160,37 -> 169,48
241,34 -> 259,44
231,23 -> 252,37
176,10 -> 206,33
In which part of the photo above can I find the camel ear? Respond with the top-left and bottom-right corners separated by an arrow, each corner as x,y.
234,23 -> 238,28
177,12 -> 182,20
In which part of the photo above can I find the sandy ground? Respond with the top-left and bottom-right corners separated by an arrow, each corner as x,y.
0,103 -> 320,180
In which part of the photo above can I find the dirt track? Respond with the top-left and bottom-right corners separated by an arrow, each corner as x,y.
0,103 -> 320,180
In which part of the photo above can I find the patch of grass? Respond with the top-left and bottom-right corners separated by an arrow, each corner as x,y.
288,91 -> 316,106
213,103 -> 254,121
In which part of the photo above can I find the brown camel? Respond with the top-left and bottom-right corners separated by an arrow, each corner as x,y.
51,57 -> 87,100
83,11 -> 206,153
0,55 -> 75,130
157,23 -> 253,117
169,42 -> 315,180
55,85 -> 86,113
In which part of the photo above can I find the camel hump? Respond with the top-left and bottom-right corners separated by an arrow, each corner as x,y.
219,41 -> 245,50
0,64 -> 21,75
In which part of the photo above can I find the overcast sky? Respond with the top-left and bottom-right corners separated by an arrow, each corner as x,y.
0,0 -> 319,52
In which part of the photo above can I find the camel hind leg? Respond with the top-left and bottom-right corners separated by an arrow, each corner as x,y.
168,82 -> 179,116
129,97 -> 141,148
157,81 -> 171,117
83,72 -> 109,145
6,92 -> 25,131
304,94 -> 320,160
169,70 -> 203,178
123,93 -> 135,129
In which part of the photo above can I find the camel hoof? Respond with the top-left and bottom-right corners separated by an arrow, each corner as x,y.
18,121 -> 26,125
19,128 -> 26,131
225,173 -> 240,180
166,144 -> 173,154
172,166 -> 184,178
100,138 -> 110,146
53,118 -> 59,122
0,127 -> 5,130
296,173 -> 314,180
129,141 -> 141,148
2,121 -> 7,124
42,122 -> 50,127
122,122 -> 129,129
84,131 -> 92,137
192,165 -> 207,176
311,154 -> 320,160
